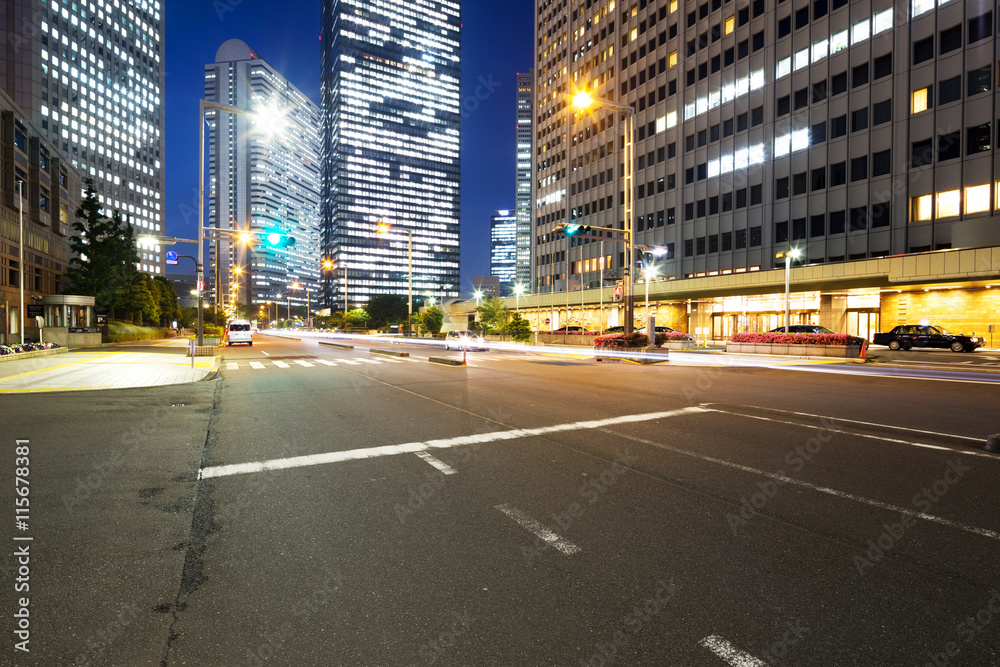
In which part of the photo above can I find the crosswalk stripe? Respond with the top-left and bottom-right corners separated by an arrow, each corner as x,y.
273,361 -> 290,368
249,361 -> 265,369
315,359 -> 337,366
226,362 -> 239,370
294,360 -> 314,367
339,360 -> 361,365
357,359 -> 382,365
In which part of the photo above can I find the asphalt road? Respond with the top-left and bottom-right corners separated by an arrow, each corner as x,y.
3,334 -> 1000,666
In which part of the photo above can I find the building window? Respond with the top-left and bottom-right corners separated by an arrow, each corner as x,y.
873,54 -> 892,80
871,203 -> 891,228
911,87 -> 931,114
776,177 -> 790,199
777,96 -> 790,116
911,138 -> 933,167
669,50 -> 678,67
749,226 -> 762,247
912,36 -> 934,64
938,131 -> 961,161
725,16 -> 735,34
830,210 -> 846,234
852,63 -> 869,88
968,12 -> 993,43
812,81 -> 827,103
872,150 -> 891,176
938,24 -> 962,55
968,66 -> 992,97
778,16 -> 791,38
912,195 -> 933,221
851,156 -> 868,181
831,72 -> 847,95
793,172 -> 807,195
751,184 -> 763,205
810,214 -> 825,237
851,108 -> 868,132
811,167 -> 826,191
936,189 -> 961,218
831,115 -> 847,138
939,76 -> 961,105
850,207 -> 867,231
736,229 -> 747,249
775,221 -> 789,243
869,101 -> 889,126
794,88 -> 808,110
811,121 -> 827,144
965,184 -> 991,214
831,161 -> 846,186
792,218 -> 806,240
967,123 -> 992,154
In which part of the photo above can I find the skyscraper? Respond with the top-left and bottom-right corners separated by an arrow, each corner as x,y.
490,210 -> 517,285
1,0 -> 165,275
204,39 -> 322,312
320,0 -> 462,310
530,0 -> 1000,337
515,70 -> 534,286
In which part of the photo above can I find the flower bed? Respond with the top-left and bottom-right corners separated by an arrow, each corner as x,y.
0,342 -> 60,356
729,332 -> 860,345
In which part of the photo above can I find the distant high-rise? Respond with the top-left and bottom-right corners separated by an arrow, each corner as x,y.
514,70 -> 534,287
320,0 -> 462,310
1,0 -> 165,275
490,210 -> 517,285
204,39 -> 322,311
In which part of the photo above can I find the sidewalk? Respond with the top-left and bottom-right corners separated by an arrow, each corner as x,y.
0,338 -> 219,394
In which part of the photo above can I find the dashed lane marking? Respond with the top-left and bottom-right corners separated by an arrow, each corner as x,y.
699,635 -> 769,666
415,452 -> 457,475
495,503 -> 581,555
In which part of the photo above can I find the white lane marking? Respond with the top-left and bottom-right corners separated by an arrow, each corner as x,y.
261,351 -> 270,356
729,406 -> 983,442
315,359 -> 337,366
294,360 -> 314,367
226,362 -> 239,370
612,430 -> 1000,541
272,361 -> 290,368
704,408 -> 998,459
495,503 -> 581,555
339,360 -> 361,365
699,635 -> 769,666
377,357 -> 403,363
249,362 -> 266,370
357,359 -> 382,364
415,451 -> 457,475
791,365 -> 1000,386
199,407 -> 705,480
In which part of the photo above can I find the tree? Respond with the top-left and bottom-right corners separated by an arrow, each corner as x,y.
152,276 -> 181,327
64,180 -> 140,319
476,296 -> 510,335
344,308 -> 370,329
117,276 -> 158,325
418,306 -> 444,335
508,313 -> 532,342
366,295 -> 408,330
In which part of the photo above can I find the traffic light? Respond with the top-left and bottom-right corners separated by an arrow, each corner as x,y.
259,229 -> 296,248
563,223 -> 592,236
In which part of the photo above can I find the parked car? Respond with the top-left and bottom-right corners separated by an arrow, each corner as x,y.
872,325 -> 984,352
603,325 -> 676,334
768,325 -> 839,334
444,330 -> 486,351
226,319 -> 253,346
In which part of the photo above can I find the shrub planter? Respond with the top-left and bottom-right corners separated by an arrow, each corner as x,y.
663,340 -> 697,350
0,347 -> 68,363
726,342 -> 861,358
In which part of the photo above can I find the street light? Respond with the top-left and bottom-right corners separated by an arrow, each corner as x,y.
642,264 -> 659,325
376,222 -> 413,336
572,90 -> 636,333
776,248 -> 803,333
513,283 -> 525,313
473,289 -> 483,307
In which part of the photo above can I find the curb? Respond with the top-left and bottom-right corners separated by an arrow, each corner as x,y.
0,347 -> 68,363
429,356 -> 466,366
371,349 -> 410,358
320,341 -> 354,350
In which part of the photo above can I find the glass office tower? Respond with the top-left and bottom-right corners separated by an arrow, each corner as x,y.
515,70 -> 534,286
320,0 -> 462,310
205,39 -> 322,311
491,210 -> 517,285
1,0 -> 165,275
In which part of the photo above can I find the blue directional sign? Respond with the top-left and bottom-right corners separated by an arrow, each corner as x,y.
166,250 -> 178,265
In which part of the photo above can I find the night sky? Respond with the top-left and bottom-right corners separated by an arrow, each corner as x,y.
163,0 -> 535,295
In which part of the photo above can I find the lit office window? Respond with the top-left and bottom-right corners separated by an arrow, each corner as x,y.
630,28 -> 638,41
873,9 -> 894,34
669,50 -> 678,67
725,16 -> 735,34
776,57 -> 791,78
831,30 -> 849,53
936,190 -> 961,218
670,0 -> 678,12
912,0 -> 935,17
913,195 -> 933,221
965,184 -> 991,214
911,87 -> 930,114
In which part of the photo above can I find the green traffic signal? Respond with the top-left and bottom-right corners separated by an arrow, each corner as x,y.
564,224 -> 591,236
259,230 -> 296,248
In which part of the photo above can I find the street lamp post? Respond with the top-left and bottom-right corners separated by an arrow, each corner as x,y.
291,282 -> 311,327
376,223 -> 413,337
776,249 -> 802,333
572,91 -> 636,333
514,283 -> 525,314
16,179 -> 25,345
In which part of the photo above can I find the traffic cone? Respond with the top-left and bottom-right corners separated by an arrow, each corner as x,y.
859,339 -> 868,360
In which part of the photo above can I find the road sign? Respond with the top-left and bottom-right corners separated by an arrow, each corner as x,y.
166,250 -> 178,265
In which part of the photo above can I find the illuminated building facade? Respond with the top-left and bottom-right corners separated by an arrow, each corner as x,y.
1,0 -> 165,275
528,0 -> 1000,336
515,70 -> 534,285
320,0 -> 462,310
491,210 -> 517,285
205,39 -> 322,310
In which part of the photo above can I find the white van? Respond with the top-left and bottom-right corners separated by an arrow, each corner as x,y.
227,320 -> 253,346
